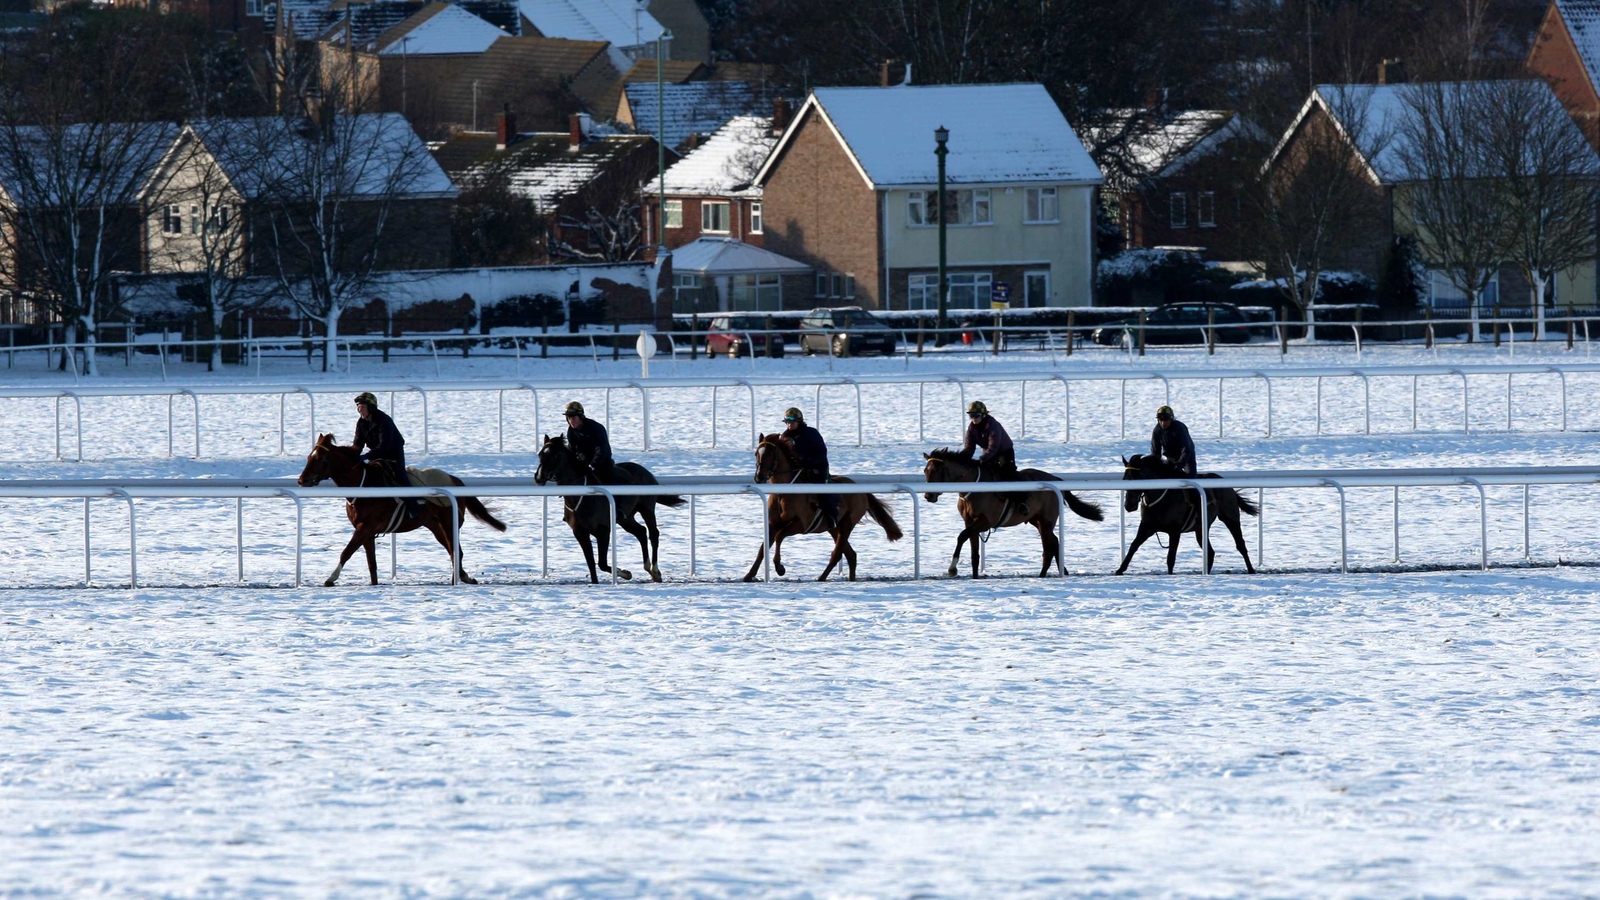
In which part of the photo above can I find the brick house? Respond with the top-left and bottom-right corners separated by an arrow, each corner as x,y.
642,114 -> 779,252
1529,0 -> 1600,150
1266,81 -> 1596,309
1094,109 -> 1263,261
753,83 -> 1103,310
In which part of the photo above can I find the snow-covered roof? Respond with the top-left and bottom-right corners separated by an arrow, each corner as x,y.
0,122 -> 179,208
1279,81 -> 1593,184
621,82 -> 767,150
1555,0 -> 1600,99
1086,109 -> 1259,185
758,83 -> 1102,188
439,131 -> 656,207
189,114 -> 456,200
518,0 -> 663,48
670,237 -> 811,276
644,115 -> 773,197
378,3 -> 506,54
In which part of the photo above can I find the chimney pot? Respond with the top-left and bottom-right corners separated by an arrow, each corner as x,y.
1378,58 -> 1406,85
496,104 -> 515,149
771,97 -> 791,134
569,112 -> 583,148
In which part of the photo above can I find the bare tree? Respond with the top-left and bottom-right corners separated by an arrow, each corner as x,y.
552,194 -> 647,263
451,156 -> 548,267
1247,86 -> 1390,339
1482,79 -> 1599,337
246,98 -> 451,370
1396,81 -> 1508,328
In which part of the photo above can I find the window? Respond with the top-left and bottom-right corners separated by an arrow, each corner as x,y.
1025,187 -> 1059,223
843,274 -> 856,299
731,273 -> 781,311
701,200 -> 730,234
907,272 -> 991,308
664,199 -> 683,229
1169,192 -> 1188,229
909,189 -> 991,226
1197,191 -> 1216,228
161,205 -> 183,235
190,206 -> 201,234
908,191 -> 929,226
749,201 -> 763,234
908,273 -> 939,309
1024,271 -> 1050,308
816,272 -> 829,297
209,205 -> 231,230
831,273 -> 844,298
245,0 -> 263,14
1429,270 -> 1499,309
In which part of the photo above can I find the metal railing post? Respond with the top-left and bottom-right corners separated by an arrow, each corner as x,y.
1322,479 -> 1347,574
112,488 -> 137,588
1463,477 -> 1488,571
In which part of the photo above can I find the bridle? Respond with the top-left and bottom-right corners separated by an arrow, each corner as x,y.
755,438 -> 800,484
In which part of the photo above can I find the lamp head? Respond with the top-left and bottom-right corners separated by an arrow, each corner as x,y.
934,125 -> 949,144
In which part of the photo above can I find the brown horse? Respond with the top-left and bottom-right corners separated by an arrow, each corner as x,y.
534,435 -> 684,584
742,433 -> 903,582
297,434 -> 507,585
922,449 -> 1104,578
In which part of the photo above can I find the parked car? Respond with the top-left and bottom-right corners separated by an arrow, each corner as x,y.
1090,302 -> 1252,346
798,307 -> 899,357
706,315 -> 785,358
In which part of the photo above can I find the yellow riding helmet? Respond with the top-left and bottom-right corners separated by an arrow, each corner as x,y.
353,391 -> 378,407
967,400 -> 988,416
565,401 -> 585,417
783,407 -> 804,424
1156,405 -> 1175,420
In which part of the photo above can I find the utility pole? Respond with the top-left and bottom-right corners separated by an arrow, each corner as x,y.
934,125 -> 949,345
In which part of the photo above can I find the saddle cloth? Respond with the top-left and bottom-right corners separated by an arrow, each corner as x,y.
405,466 -> 456,507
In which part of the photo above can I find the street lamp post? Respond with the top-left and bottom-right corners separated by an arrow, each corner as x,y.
934,125 -> 949,345
656,28 -> 673,251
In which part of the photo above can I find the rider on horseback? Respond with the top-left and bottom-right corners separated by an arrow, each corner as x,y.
564,401 -> 616,484
778,407 -> 838,528
353,391 -> 421,518
1151,405 -> 1197,476
958,400 -> 1029,518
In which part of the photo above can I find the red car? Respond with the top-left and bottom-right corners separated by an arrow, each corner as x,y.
706,315 -> 785,358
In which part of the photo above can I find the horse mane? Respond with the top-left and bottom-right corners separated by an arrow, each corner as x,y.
1131,453 -> 1184,477
926,447 -> 965,462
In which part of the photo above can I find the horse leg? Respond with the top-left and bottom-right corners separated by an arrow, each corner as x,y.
1035,519 -> 1061,577
818,519 -> 858,582
743,515 -> 796,582
1166,530 -> 1182,574
1223,511 -> 1256,574
968,524 -> 983,579
424,515 -> 477,585
947,528 -> 970,577
1200,519 -> 1216,575
594,525 -> 632,581
325,527 -> 377,586
363,538 -> 378,585
576,531 -> 599,584
619,515 -> 652,582
1114,521 -> 1157,575
640,502 -> 664,581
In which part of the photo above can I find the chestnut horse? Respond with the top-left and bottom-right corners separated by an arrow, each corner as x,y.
922,449 -> 1104,578
743,433 -> 903,582
297,434 -> 507,585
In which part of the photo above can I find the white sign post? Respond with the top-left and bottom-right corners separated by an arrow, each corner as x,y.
636,329 -> 657,378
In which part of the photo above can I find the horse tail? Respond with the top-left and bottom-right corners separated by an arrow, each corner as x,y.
464,496 -> 509,532
865,494 -> 904,542
616,462 -> 684,508
655,494 -> 687,508
1234,490 -> 1259,517
1063,490 -> 1104,522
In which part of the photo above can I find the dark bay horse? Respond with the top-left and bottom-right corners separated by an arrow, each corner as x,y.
1114,453 -> 1257,575
534,435 -> 684,583
922,449 -> 1104,578
297,434 -> 507,585
742,434 -> 903,582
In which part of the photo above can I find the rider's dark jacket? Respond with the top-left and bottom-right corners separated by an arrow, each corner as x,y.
781,424 -> 829,480
354,408 -> 406,469
960,415 -> 1015,468
566,416 -> 614,478
1150,419 -> 1197,475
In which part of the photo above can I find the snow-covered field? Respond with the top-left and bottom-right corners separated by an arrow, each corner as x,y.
3,342 -> 1600,897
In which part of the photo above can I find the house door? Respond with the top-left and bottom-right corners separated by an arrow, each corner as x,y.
1025,270 -> 1050,307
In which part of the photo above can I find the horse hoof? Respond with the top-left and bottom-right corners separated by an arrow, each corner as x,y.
323,578 -> 338,587
460,574 -> 478,585
946,567 -> 958,577
650,568 -> 663,583
742,574 -> 757,583
774,563 -> 787,576
618,569 -> 633,581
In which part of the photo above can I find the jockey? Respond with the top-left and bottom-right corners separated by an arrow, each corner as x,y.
959,400 -> 1028,517
779,407 -> 838,527
1150,405 -> 1197,476
353,391 -> 419,517
564,401 -> 615,483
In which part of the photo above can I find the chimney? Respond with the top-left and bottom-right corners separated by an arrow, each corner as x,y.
880,59 -> 904,88
1378,58 -> 1406,85
305,86 -> 334,140
568,112 -> 589,148
771,97 -> 792,134
496,104 -> 515,149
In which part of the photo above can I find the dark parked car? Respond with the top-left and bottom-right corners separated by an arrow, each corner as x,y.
706,315 -> 785,358
799,307 -> 898,357
1091,302 -> 1252,346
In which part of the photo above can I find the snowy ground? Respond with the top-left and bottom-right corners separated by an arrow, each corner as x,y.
3,342 -> 1600,896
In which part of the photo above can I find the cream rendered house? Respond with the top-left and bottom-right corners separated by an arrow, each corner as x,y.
755,83 -> 1103,310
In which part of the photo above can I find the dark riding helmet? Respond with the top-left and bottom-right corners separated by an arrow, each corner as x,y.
564,401 -> 585,417
783,407 -> 804,424
967,400 -> 988,418
1155,405 -> 1175,421
354,391 -> 378,408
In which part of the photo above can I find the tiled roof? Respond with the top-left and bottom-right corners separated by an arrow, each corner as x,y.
189,113 -> 456,200
430,36 -> 613,132
314,1 -> 426,47
375,2 -> 506,54
593,59 -> 709,123
671,237 -> 810,275
644,115 -> 773,196
434,131 -> 659,207
517,0 -> 664,48
766,83 -> 1102,187
621,81 -> 767,149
